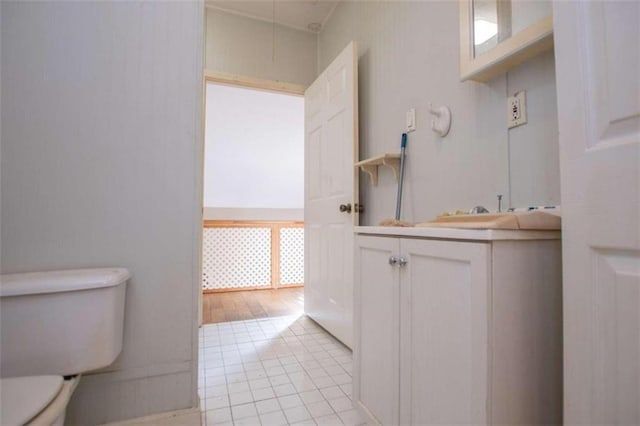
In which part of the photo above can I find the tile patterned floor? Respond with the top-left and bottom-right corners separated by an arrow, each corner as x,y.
198,314 -> 366,426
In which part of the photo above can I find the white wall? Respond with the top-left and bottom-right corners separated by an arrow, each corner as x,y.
206,7 -> 317,86
318,1 -> 560,224
507,50 -> 560,208
204,83 -> 304,214
0,2 -> 203,424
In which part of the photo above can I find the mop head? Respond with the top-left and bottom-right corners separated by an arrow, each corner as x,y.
378,218 -> 415,227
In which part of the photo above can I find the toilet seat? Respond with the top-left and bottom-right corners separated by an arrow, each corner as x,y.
1,376 -> 63,425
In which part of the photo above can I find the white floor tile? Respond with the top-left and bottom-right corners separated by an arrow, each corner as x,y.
205,366 -> 226,377
331,374 -> 351,386
319,386 -> 345,401
226,381 -> 249,394
269,374 -> 292,387
290,420 -> 318,426
212,421 -> 234,426
252,386 -> 276,401
338,384 -> 352,398
249,378 -> 271,390
204,407 -> 232,424
259,410 -> 288,426
284,363 -> 305,373
273,383 -> 297,397
262,359 -> 282,369
314,413 -> 343,426
337,409 -> 365,426
231,402 -> 258,419
224,363 -> 244,374
229,391 -> 254,406
226,372 -> 248,383
234,415 -> 261,426
199,315 -> 354,426
246,369 -> 269,380
327,396 -> 353,413
299,390 -> 324,405
255,398 -> 281,415
279,355 -> 298,365
207,375 -> 227,386
204,384 -> 228,397
305,400 -> 334,418
205,394 -> 230,410
244,361 -> 263,371
312,376 -> 335,389
278,394 -> 304,409
266,366 -> 286,377
323,365 -> 345,376
284,405 -> 312,424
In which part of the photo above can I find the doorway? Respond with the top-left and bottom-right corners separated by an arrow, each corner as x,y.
201,79 -> 305,323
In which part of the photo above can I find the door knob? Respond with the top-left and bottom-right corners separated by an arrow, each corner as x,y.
339,203 -> 352,213
389,256 -> 398,266
354,203 -> 364,213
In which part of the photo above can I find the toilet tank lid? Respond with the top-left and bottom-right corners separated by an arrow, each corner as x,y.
0,268 -> 131,297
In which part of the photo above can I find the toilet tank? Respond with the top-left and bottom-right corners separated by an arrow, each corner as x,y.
0,268 -> 130,377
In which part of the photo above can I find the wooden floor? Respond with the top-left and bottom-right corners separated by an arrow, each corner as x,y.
202,287 -> 304,324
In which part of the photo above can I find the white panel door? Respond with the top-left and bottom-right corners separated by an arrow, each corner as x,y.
399,239 -> 490,425
554,1 -> 640,423
353,235 -> 400,425
304,42 -> 358,348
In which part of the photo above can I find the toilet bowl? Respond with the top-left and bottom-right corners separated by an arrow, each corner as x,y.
0,375 -> 79,426
0,268 -> 130,425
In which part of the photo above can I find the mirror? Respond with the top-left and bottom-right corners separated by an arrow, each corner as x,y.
460,0 -> 553,82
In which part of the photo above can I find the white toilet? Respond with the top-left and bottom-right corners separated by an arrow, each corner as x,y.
0,268 -> 130,425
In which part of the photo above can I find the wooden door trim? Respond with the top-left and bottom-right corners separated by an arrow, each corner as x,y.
204,69 -> 307,96
203,220 -> 303,228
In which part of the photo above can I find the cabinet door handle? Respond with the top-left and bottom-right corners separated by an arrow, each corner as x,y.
388,256 -> 398,266
398,257 -> 408,267
339,203 -> 352,213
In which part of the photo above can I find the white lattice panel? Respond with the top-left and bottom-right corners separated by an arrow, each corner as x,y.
202,227 -> 271,290
280,227 -> 304,285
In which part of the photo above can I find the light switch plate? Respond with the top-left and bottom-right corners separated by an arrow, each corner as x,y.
507,91 -> 527,129
406,108 -> 416,132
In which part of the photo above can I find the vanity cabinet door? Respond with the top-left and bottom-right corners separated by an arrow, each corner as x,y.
353,235 -> 401,425
399,239 -> 491,425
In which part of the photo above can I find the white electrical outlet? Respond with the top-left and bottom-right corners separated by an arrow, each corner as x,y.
406,108 -> 416,132
507,91 -> 527,129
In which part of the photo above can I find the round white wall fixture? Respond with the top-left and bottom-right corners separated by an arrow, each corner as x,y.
429,103 -> 452,137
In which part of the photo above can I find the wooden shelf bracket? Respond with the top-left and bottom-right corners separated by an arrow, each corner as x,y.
355,153 -> 401,186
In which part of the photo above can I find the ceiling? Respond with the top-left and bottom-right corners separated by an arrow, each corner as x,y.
205,0 -> 340,33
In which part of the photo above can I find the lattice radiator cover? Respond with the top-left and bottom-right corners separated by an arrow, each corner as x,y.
280,227 -> 304,285
202,227 -> 271,290
202,226 -> 305,290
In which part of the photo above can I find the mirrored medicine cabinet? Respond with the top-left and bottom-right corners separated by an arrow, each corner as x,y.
459,0 -> 554,82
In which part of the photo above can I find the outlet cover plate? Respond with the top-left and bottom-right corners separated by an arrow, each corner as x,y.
507,91 -> 527,129
406,108 -> 416,132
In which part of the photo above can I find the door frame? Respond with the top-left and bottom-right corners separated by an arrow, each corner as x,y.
199,70 -> 308,326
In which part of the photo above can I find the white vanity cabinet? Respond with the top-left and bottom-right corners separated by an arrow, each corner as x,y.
353,228 -> 562,425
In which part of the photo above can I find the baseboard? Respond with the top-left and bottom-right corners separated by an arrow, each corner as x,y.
100,407 -> 201,426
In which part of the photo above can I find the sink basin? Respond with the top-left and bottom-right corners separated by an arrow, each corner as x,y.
416,210 -> 561,230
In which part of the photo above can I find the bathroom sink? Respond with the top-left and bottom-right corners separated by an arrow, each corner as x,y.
416,210 -> 561,230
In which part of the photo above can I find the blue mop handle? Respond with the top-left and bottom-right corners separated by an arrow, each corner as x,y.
395,133 -> 408,220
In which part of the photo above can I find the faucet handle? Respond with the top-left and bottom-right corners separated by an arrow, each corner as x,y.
469,206 -> 489,214
497,194 -> 503,213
